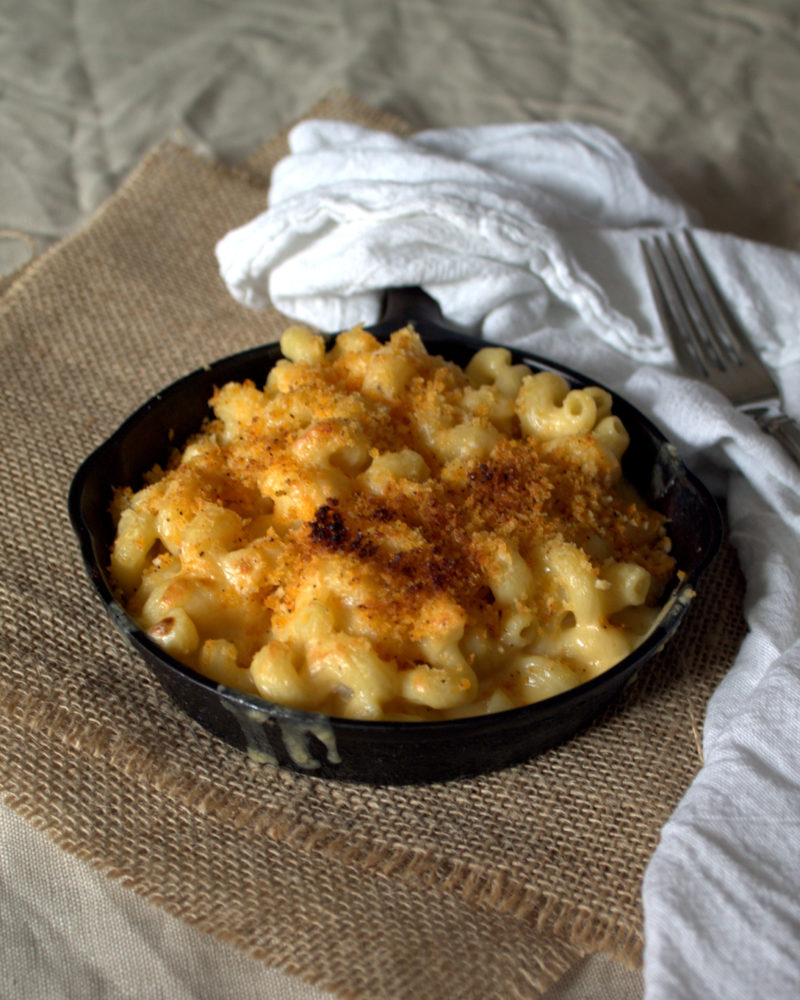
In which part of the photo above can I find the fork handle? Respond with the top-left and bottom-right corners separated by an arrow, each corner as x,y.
753,409 -> 800,468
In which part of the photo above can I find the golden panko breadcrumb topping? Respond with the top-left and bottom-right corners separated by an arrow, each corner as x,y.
111,325 -> 675,721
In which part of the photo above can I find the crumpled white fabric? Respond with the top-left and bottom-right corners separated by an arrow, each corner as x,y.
216,120 -> 800,999
218,119 -> 693,364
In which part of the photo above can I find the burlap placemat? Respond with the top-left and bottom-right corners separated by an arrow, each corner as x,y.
0,92 -> 746,1000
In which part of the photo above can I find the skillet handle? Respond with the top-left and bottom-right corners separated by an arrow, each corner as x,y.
379,286 -> 444,324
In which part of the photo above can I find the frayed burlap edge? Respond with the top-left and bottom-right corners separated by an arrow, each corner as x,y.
1,669 -> 642,969
0,710 -> 586,1000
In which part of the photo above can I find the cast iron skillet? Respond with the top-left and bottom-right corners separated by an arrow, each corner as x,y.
68,288 -> 722,784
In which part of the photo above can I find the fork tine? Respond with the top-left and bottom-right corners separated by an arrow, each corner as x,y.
642,229 -> 752,377
662,231 -> 733,371
678,229 -> 755,364
641,233 -> 708,375
642,229 -> 800,467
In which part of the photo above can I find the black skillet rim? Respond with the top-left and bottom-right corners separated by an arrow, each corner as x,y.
67,305 -> 723,779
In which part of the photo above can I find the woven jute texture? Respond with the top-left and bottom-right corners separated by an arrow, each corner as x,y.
0,92 -> 747,1000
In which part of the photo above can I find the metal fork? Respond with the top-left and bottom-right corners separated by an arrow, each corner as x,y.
641,228 -> 800,466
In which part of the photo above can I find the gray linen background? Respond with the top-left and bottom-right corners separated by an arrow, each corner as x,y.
2,2 -> 799,998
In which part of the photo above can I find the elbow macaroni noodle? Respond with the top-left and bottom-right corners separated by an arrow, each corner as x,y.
110,325 -> 676,721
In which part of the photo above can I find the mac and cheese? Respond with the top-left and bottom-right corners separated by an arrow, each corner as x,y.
110,325 -> 675,721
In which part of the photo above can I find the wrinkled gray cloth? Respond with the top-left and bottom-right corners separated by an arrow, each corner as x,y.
3,0 -> 800,260
4,2 -> 800,998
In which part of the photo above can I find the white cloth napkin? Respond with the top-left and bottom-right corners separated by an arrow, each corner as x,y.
216,120 -> 800,999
